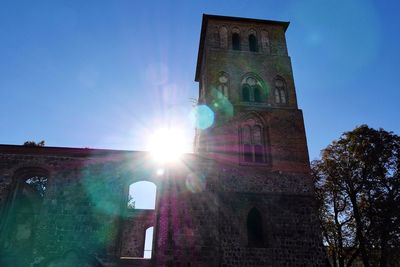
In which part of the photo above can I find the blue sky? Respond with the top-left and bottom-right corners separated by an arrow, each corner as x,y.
0,0 -> 399,160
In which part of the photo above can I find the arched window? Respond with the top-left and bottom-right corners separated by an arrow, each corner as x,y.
247,208 -> 264,247
240,122 -> 265,163
232,33 -> 240,50
241,75 -> 264,103
143,226 -> 154,258
0,170 -> 48,265
249,34 -> 258,52
274,77 -> 287,104
219,26 -> 228,48
217,72 -> 229,97
127,181 -> 156,210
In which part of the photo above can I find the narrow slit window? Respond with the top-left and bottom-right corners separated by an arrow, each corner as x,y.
144,227 -> 154,258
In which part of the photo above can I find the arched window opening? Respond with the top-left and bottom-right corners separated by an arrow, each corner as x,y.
219,26 -> 228,48
242,85 -> 250,102
217,72 -> 229,97
127,181 -> 156,210
247,208 -> 264,247
143,227 -> 154,259
249,34 -> 258,52
241,75 -> 265,103
1,172 -> 48,265
232,33 -> 240,50
240,123 -> 265,163
274,78 -> 287,104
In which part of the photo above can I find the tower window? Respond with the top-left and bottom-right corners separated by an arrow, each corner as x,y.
240,124 -> 265,163
247,208 -> 264,247
249,34 -> 258,52
232,33 -> 240,50
241,75 -> 265,103
274,77 -> 288,104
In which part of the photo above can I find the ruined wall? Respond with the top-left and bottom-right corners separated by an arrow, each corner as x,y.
0,147 -> 142,267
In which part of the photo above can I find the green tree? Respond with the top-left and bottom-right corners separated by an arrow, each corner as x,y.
312,125 -> 400,267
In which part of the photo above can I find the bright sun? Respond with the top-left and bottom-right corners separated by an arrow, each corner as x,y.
148,128 -> 187,163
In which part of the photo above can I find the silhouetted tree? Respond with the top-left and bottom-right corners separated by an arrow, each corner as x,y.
23,140 -> 45,147
312,125 -> 400,267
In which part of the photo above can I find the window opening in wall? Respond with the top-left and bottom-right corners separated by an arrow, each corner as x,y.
240,124 -> 265,163
232,33 -> 240,50
247,208 -> 264,247
0,172 -> 48,265
249,34 -> 258,52
127,181 -> 156,210
143,226 -> 154,259
241,76 -> 264,103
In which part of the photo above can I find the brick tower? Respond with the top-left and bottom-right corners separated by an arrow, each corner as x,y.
190,14 -> 326,266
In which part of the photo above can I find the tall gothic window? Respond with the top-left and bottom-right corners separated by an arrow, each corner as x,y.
0,169 -> 48,265
274,77 -> 287,104
249,34 -> 258,52
247,208 -> 264,247
232,32 -> 240,50
217,72 -> 229,97
240,123 -> 265,163
241,75 -> 264,103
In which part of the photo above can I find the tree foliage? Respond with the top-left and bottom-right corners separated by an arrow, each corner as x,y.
312,125 -> 400,267
23,140 -> 45,147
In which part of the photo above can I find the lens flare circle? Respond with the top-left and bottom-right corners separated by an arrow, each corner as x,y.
189,104 -> 214,130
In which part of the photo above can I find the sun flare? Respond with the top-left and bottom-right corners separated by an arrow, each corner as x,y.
148,128 -> 187,163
